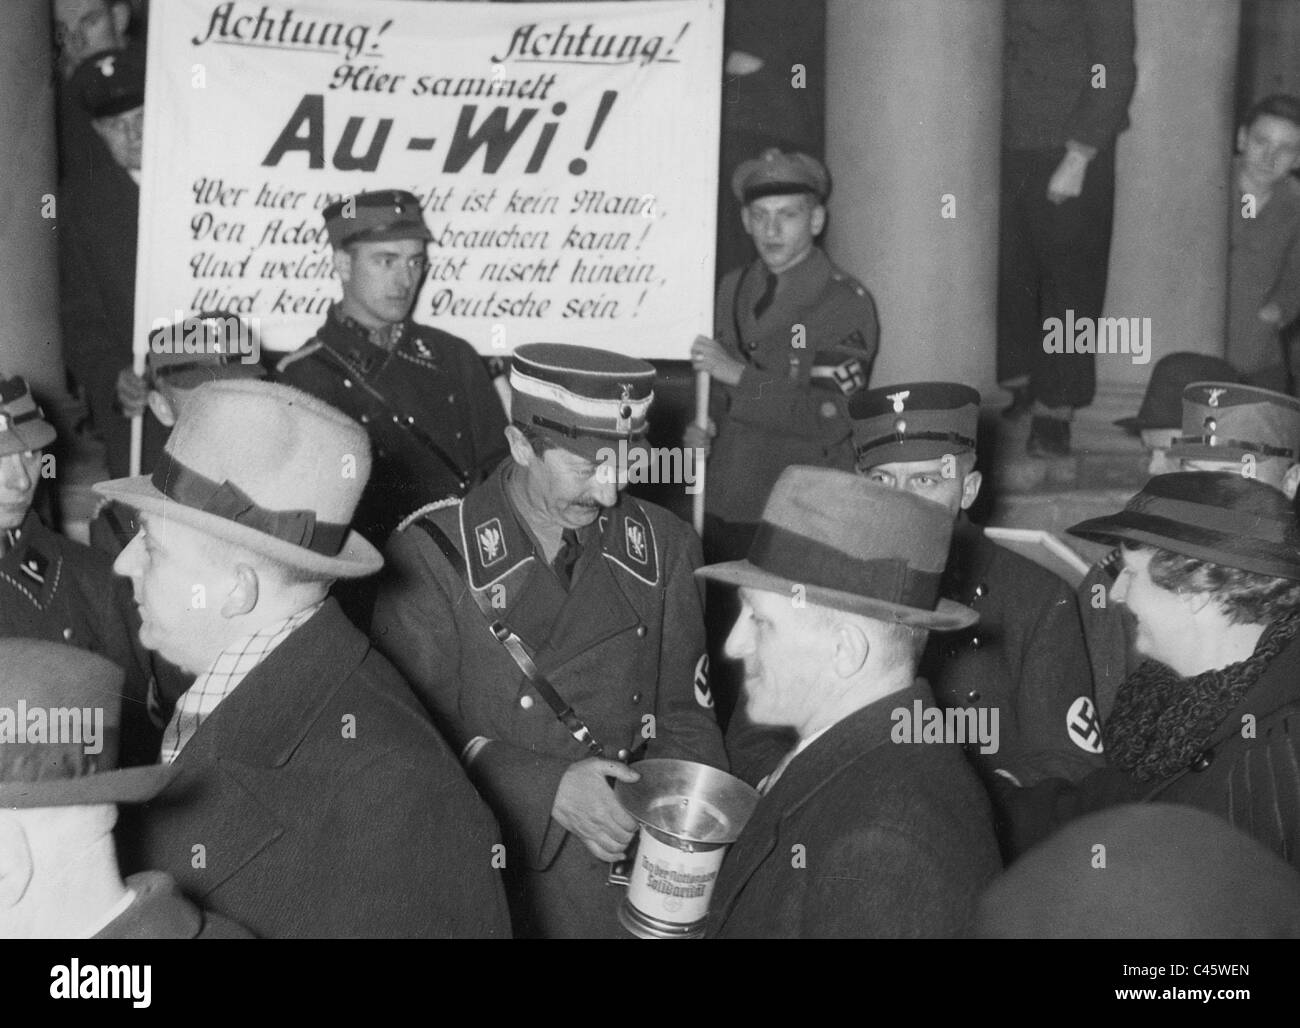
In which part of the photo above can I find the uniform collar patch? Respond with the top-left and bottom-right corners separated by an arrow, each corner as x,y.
474,518 -> 507,567
624,516 -> 649,565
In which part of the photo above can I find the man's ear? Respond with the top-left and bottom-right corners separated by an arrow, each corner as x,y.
220,563 -> 260,618
146,390 -> 176,428
504,425 -> 536,468
0,814 -> 34,911
1236,125 -> 1248,155
960,469 -> 983,511
830,618 -> 870,678
110,1 -> 131,40
810,203 -> 827,238
1282,462 -> 1300,501
333,248 -> 352,284
740,206 -> 754,237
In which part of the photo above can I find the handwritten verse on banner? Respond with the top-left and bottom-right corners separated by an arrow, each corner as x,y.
136,0 -> 723,357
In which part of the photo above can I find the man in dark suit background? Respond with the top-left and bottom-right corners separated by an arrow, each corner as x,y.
698,466 -> 1001,938
97,378 -> 511,938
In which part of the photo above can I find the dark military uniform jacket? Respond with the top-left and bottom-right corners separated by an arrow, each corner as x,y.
706,683 -> 1001,939
708,247 -> 878,524
1075,549 -> 1137,723
0,512 -> 164,767
921,519 -> 1105,786
275,305 -> 509,544
370,464 -> 728,938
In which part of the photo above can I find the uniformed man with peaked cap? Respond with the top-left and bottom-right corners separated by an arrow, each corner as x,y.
688,148 -> 879,563
0,375 -> 163,768
275,189 -> 509,551
372,343 -> 727,938
844,383 -> 1102,789
1081,380 -> 1300,722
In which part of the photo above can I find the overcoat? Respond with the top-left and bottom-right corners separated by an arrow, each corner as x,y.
706,682 -> 1001,938
371,466 -> 728,937
117,599 -> 512,938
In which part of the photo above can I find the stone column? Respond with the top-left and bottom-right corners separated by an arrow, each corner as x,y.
823,0 -> 1003,395
0,0 -> 66,409
1099,0 -> 1240,403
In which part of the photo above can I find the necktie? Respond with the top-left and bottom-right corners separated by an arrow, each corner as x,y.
0,529 -> 17,558
753,271 -> 778,320
553,529 -> 582,588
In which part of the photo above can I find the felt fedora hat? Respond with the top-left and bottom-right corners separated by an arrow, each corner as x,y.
0,639 -> 173,809
1068,471 -> 1300,581
94,380 -> 381,579
697,465 -> 977,630
1114,353 -> 1241,434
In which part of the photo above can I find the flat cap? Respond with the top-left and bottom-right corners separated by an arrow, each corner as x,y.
0,375 -> 57,458
731,148 -> 829,205
848,381 -> 981,469
1168,381 -> 1300,464
70,47 -> 145,118
322,190 -> 433,250
147,312 -> 266,391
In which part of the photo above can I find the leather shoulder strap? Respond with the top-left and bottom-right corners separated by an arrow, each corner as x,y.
411,516 -> 605,759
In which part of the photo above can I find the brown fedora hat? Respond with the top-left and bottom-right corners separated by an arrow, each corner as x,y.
94,380 -> 381,579
0,639 -> 173,809
1068,471 -> 1300,581
697,466 -> 977,630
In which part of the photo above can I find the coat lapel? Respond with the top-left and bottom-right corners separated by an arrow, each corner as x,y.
708,684 -> 931,933
147,601 -> 368,897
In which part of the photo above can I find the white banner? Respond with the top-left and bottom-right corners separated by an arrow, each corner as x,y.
135,0 -> 722,359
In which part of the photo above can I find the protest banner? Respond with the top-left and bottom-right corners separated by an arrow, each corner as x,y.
134,0 -> 723,362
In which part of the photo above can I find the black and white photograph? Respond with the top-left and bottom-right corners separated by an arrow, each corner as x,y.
0,0 -> 1297,994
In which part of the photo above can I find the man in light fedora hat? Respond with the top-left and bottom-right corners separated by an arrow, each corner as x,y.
0,638 -> 248,938
373,343 -> 727,938
96,379 -> 511,937
699,466 -> 1001,938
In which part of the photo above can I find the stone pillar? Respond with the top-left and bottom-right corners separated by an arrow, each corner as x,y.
0,1 -> 65,409
1100,0 -> 1240,401
823,0 -> 1003,395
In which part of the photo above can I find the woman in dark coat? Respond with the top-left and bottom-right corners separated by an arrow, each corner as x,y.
1000,471 -> 1300,869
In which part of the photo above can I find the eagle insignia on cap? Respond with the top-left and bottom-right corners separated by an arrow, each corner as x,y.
1205,387 -> 1226,407
475,518 -> 506,567
624,517 -> 648,565
887,390 -> 911,414
615,384 -> 635,435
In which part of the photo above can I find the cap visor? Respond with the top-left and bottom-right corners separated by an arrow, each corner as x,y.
696,559 -> 977,631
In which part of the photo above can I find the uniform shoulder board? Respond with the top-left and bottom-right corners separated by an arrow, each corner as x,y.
395,496 -> 463,534
275,340 -> 324,374
829,265 -> 867,298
